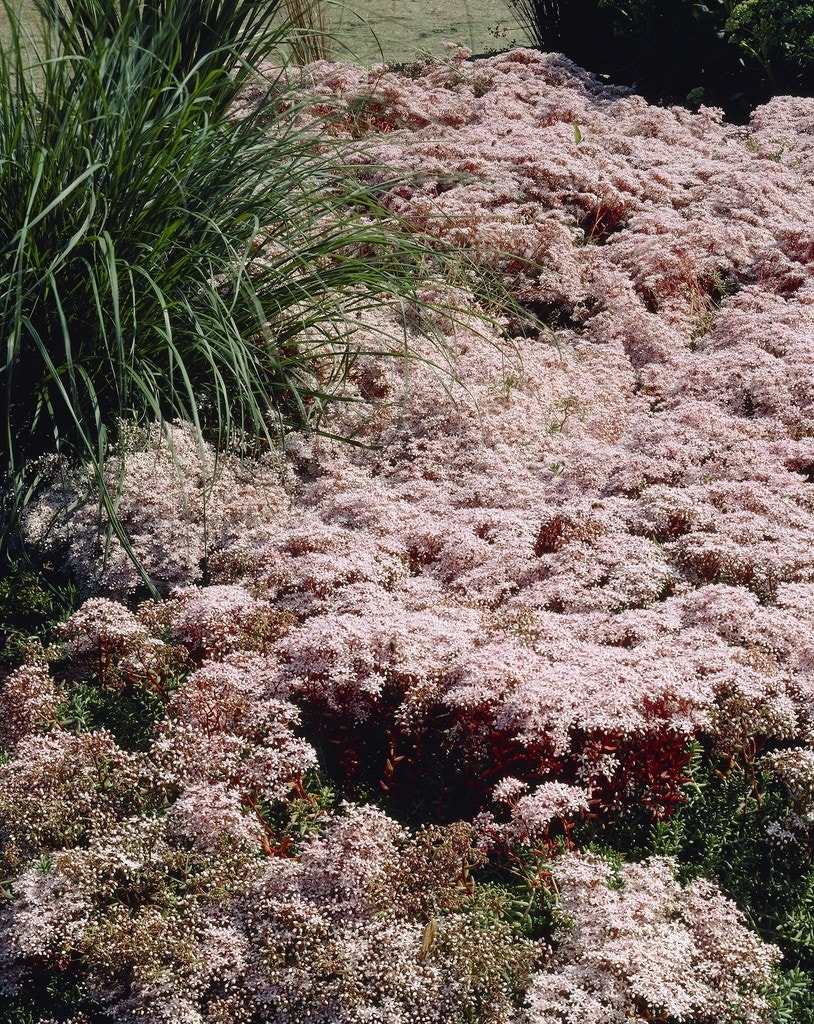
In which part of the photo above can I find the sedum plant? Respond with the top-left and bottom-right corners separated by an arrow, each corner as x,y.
7,35 -> 814,1024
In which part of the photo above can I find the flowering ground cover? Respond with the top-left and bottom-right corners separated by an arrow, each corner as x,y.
4,44 -> 814,1023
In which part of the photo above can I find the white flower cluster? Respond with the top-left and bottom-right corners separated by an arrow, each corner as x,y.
524,854 -> 780,1024
763,745 -> 814,814
475,777 -> 590,849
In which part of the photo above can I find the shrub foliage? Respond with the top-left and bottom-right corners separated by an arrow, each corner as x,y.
505,0 -> 814,115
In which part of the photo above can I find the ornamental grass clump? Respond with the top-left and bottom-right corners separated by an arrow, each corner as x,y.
0,0 -> 471,583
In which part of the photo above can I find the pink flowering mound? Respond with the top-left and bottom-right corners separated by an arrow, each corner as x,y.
6,44 -> 814,1021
